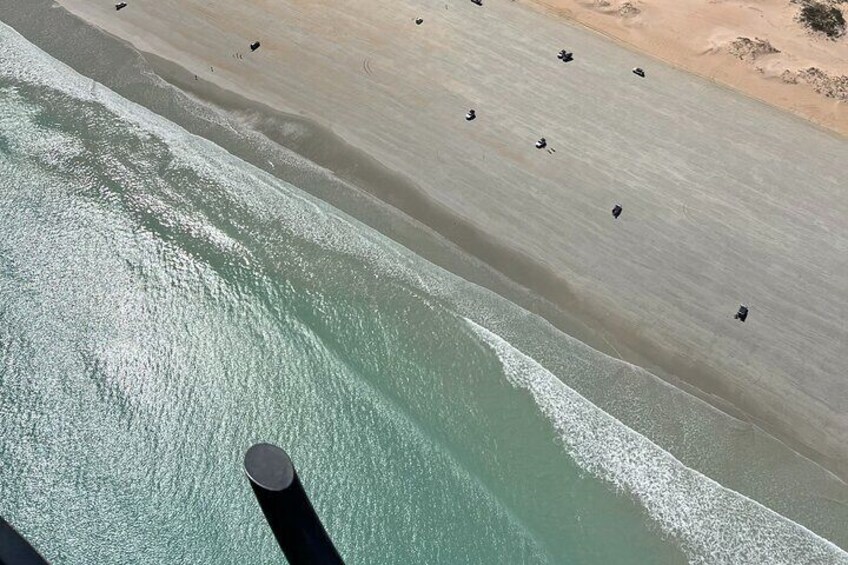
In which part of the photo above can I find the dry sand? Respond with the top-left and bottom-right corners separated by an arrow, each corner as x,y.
51,0 -> 848,480
525,0 -> 848,134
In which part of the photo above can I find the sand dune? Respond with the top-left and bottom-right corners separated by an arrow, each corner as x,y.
526,0 -> 848,133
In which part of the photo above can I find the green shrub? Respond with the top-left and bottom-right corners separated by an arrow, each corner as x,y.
799,2 -> 846,38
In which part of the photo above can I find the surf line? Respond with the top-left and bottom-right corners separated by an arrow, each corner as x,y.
463,317 -> 848,564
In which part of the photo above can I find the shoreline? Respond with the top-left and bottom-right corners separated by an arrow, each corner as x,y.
145,52 -> 848,486
145,51 -> 758,418
3,0 -> 847,486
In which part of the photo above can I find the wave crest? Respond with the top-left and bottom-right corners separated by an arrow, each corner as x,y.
466,318 -> 848,565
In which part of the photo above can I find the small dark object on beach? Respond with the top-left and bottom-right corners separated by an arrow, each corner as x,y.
734,305 -> 749,322
558,50 -> 574,62
612,204 -> 623,219
250,41 -> 261,52
115,2 -> 127,10
632,67 -> 645,77
471,0 -> 483,5
465,109 -> 476,121
415,17 -> 424,25
535,138 -> 547,149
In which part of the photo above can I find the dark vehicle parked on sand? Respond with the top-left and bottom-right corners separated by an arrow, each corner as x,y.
612,204 -> 623,219
558,50 -> 574,62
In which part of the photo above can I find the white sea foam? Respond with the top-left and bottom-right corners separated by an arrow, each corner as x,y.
466,318 -> 848,564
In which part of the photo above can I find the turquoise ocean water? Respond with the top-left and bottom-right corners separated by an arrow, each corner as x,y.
0,21 -> 847,564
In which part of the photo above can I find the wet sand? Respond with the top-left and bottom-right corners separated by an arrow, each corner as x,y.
29,0 -> 848,481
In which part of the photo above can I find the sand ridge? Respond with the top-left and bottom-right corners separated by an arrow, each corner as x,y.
523,0 -> 848,133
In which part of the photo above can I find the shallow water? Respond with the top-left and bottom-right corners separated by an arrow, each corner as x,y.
0,21 -> 846,564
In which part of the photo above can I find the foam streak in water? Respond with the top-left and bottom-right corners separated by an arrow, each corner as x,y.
466,318 -> 848,565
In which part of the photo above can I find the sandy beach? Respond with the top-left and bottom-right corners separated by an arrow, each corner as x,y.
526,0 -> 848,135
29,0 -> 848,483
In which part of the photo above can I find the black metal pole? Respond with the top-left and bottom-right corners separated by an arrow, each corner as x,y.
244,443 -> 344,565
0,517 -> 50,565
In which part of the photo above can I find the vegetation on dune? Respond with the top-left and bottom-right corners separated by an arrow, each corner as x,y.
798,1 -> 846,38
